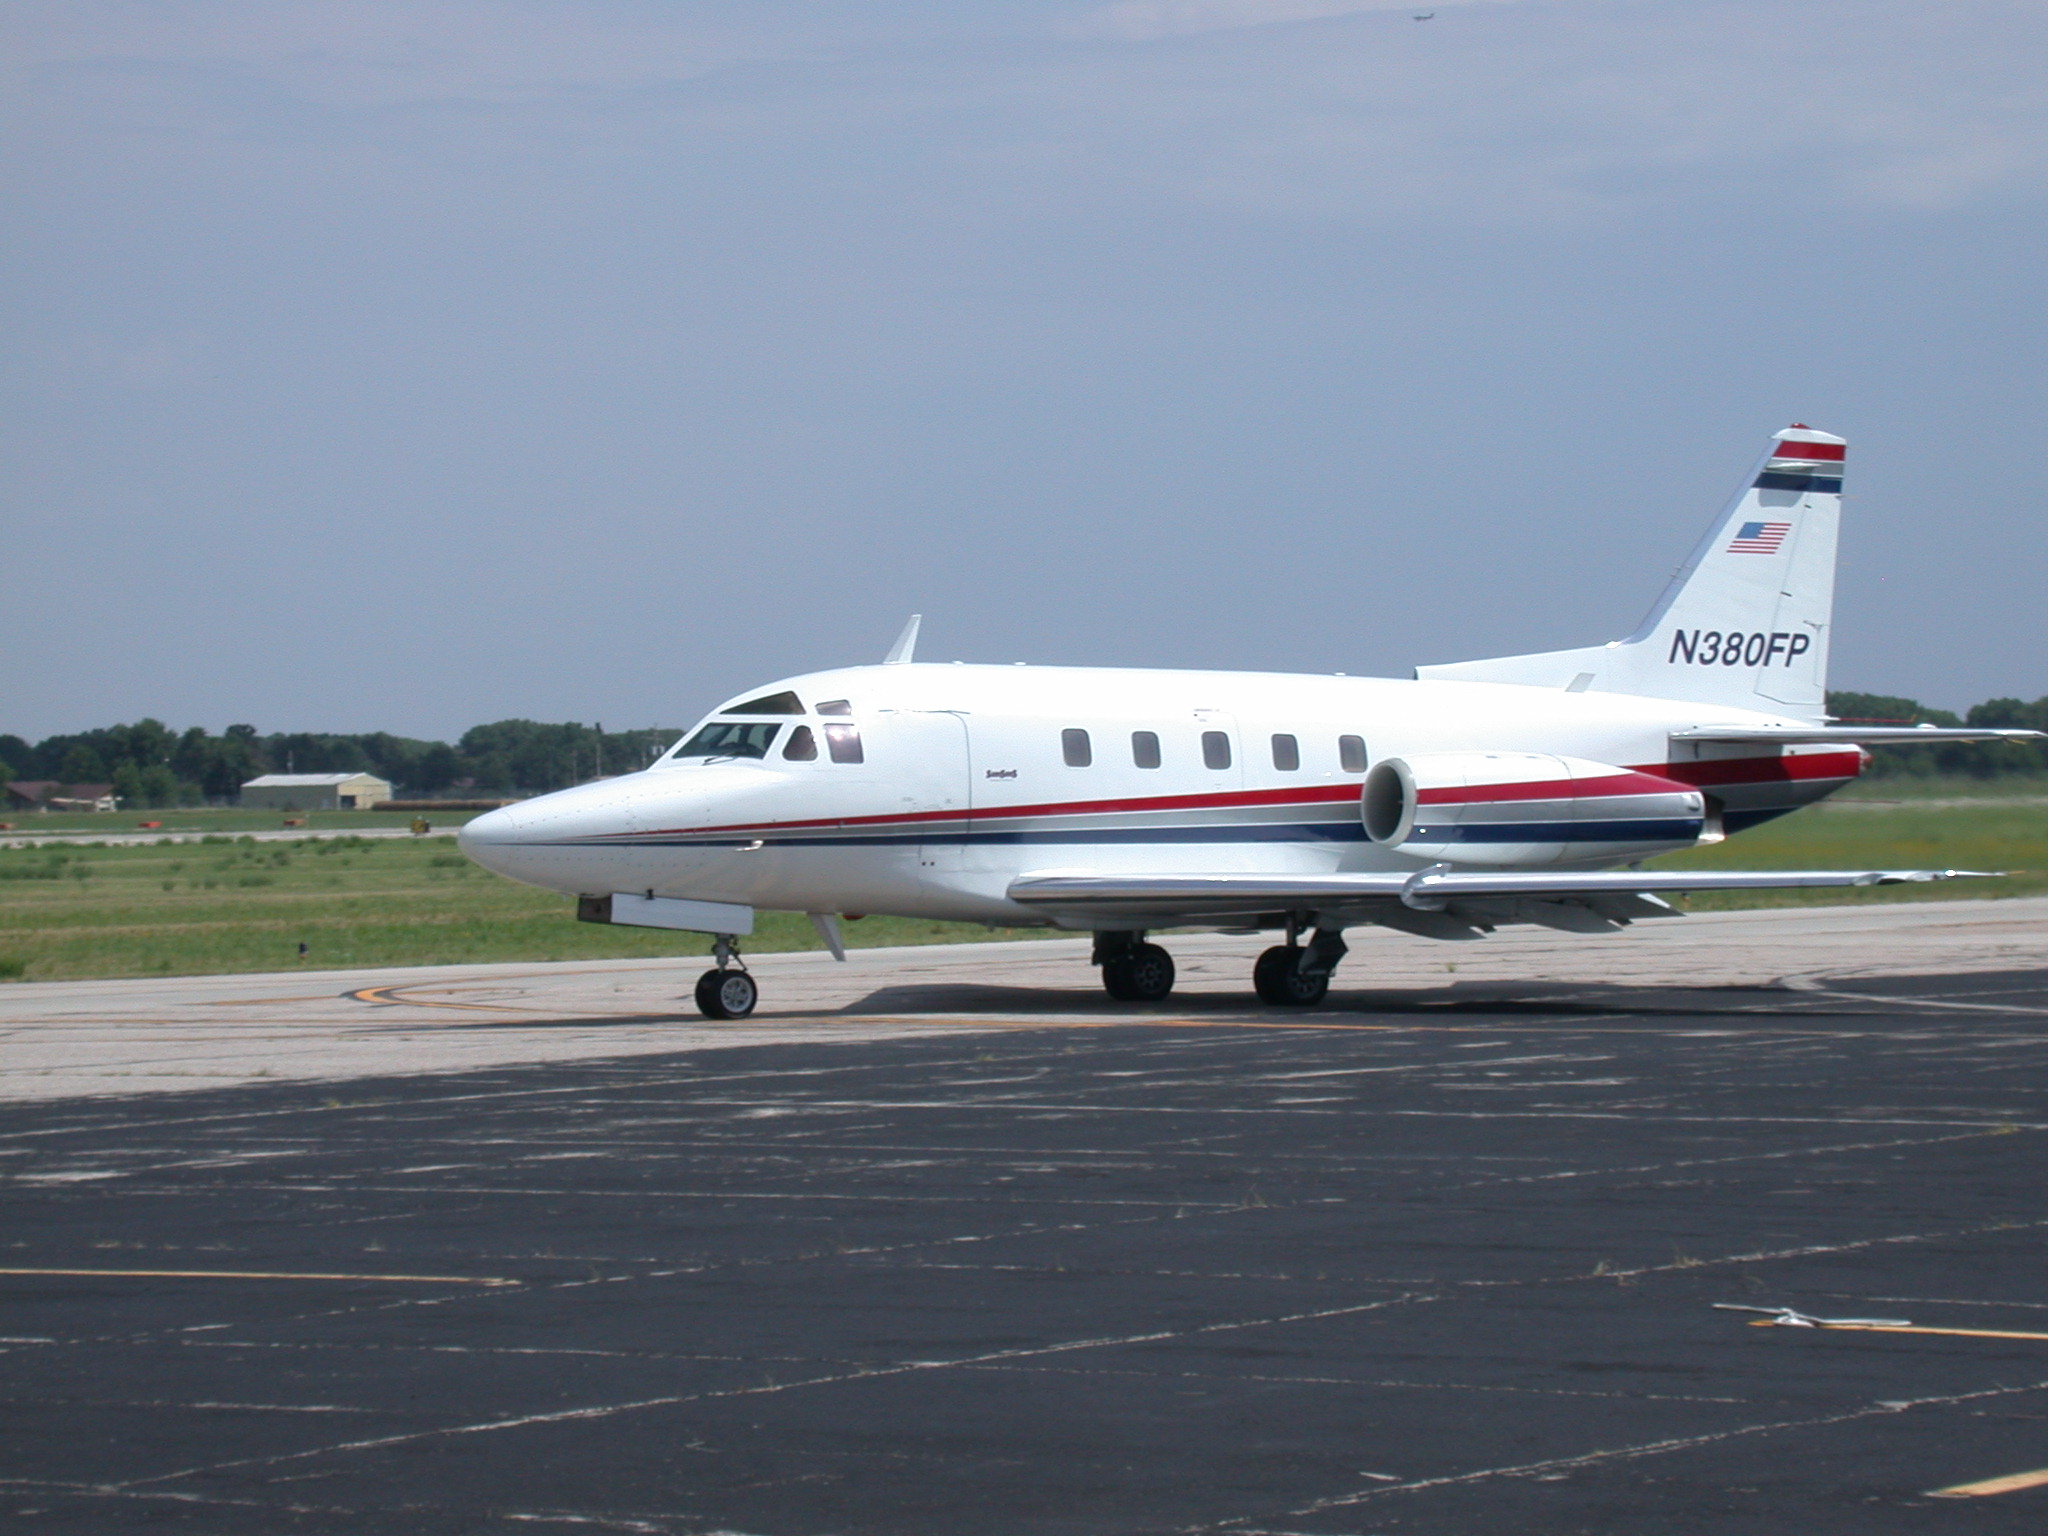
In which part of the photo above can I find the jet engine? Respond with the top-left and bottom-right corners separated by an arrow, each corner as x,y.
1362,751 -> 1711,866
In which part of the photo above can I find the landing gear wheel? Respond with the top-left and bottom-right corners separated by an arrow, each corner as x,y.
1253,945 -> 1330,1008
1102,942 -> 1176,1002
695,967 -> 758,1020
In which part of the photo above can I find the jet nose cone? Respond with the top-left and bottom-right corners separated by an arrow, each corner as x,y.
457,803 -> 522,850
457,801 -> 541,883
454,779 -> 655,891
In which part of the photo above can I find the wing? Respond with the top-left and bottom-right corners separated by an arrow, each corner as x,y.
1008,865 -> 1997,934
1672,726 -> 2042,745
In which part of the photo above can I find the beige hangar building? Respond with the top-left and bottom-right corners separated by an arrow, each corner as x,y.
239,773 -> 393,811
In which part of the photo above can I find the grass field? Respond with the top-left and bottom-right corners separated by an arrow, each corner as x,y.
0,834 -> 1047,983
1,805 -> 486,837
1653,797 -> 2048,909
1832,772 -> 2048,802
0,793 -> 2042,983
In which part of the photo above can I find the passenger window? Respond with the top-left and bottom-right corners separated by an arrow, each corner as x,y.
816,699 -> 853,716
782,725 -> 818,762
1062,728 -> 1093,768
1201,731 -> 1232,771
824,723 -> 864,764
1131,730 -> 1161,769
675,721 -> 783,760
1271,734 -> 1300,772
1339,735 -> 1368,773
727,691 -> 804,715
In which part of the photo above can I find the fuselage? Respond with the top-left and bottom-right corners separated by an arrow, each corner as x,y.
458,663 -> 1862,930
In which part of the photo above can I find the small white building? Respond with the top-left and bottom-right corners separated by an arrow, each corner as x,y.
239,773 -> 393,811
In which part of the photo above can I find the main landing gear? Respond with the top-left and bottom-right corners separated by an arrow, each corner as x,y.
1094,931 -> 1176,1002
1092,924 -> 1350,1008
694,934 -> 758,1020
1253,926 -> 1348,1008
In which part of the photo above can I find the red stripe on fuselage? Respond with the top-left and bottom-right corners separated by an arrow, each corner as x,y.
1654,751 -> 1862,788
616,753 -> 1859,839
621,782 -> 1364,839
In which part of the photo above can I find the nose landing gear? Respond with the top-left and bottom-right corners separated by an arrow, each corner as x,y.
694,935 -> 758,1020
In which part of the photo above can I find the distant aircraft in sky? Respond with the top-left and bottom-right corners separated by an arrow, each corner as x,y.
462,426 -> 2036,1018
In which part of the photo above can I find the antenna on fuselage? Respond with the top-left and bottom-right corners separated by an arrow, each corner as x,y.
883,613 -> 922,665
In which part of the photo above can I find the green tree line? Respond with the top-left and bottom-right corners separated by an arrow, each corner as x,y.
4,694 -> 2043,810
1822,691 -> 2048,777
0,720 -> 681,807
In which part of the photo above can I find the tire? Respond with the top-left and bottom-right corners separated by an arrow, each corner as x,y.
1102,942 -> 1175,1002
695,968 -> 758,1020
1253,945 -> 1330,1008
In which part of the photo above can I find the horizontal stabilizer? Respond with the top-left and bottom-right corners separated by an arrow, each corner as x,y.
1008,866 -> 1996,923
1671,725 -> 2043,745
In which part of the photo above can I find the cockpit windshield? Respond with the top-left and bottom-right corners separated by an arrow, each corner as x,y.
671,721 -> 783,760
724,691 -> 804,715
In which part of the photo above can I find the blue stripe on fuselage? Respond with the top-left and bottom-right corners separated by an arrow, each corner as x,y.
1411,818 -> 1703,844
568,822 -> 1370,849
1719,806 -> 1797,834
554,816 -> 1706,851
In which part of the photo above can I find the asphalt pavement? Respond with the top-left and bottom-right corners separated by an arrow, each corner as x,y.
5,962 -> 2048,1533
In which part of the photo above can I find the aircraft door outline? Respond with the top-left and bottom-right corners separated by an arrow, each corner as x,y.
889,710 -> 971,875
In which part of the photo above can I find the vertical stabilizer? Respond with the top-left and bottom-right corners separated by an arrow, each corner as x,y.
1415,426 -> 1844,719
883,614 -> 922,665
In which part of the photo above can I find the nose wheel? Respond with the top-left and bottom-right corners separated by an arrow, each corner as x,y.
695,968 -> 757,1019
694,935 -> 758,1020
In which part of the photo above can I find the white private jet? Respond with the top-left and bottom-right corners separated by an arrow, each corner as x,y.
461,425 -> 2036,1018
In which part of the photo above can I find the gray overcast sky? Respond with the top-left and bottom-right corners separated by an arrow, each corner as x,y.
4,0 -> 2044,740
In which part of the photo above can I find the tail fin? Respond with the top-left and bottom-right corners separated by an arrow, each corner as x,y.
1415,425 -> 1844,719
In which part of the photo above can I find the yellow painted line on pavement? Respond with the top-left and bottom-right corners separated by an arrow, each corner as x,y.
1929,1466 -> 2048,1498
346,985 -> 530,1013
341,993 -> 1420,1029
0,1267 -> 516,1286
1747,1319 -> 2048,1342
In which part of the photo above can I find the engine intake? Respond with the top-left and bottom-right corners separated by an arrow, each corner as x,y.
1363,751 -> 1708,866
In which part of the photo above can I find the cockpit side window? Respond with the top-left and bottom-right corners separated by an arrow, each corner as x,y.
815,699 -> 853,716
673,721 -> 783,760
725,691 -> 804,715
824,723 -> 864,764
782,725 -> 818,761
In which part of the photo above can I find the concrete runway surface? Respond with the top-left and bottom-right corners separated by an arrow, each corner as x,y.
3,898 -> 2046,1102
3,900 -> 2048,1533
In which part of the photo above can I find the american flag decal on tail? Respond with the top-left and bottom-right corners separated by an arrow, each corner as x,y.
1727,520 -> 1792,554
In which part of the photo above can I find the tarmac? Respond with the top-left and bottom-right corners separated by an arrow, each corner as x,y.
4,899 -> 2048,1532
4,899 -> 2047,1103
